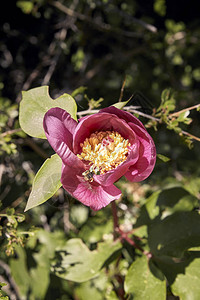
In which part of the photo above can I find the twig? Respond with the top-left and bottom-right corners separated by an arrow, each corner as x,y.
16,9 -> 77,102
0,128 -> 22,138
52,1 -> 141,38
123,106 -> 160,121
181,130 -> 200,142
116,228 -> 152,258
118,76 -> 127,102
25,138 -> 48,159
77,109 -> 99,117
77,106 -> 141,117
111,202 -> 152,258
170,103 -> 200,117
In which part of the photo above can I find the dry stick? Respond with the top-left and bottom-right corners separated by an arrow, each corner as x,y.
52,1 -> 142,38
0,128 -> 22,138
170,103 -> 200,117
78,106 -> 200,142
25,138 -> 48,159
123,106 -> 160,121
181,130 -> 200,142
16,13 -> 75,102
76,106 -> 141,117
118,76 -> 127,102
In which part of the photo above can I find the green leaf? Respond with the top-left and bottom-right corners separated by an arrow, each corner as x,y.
10,244 -> 51,299
183,177 -> 200,198
124,255 -> 166,299
75,271 -> 108,300
36,229 -> 66,257
25,154 -> 62,212
71,86 -> 87,98
70,205 -> 89,227
19,86 -> 77,139
156,187 -> 199,215
161,88 -> 170,104
79,210 -> 113,243
16,1 -> 34,14
52,238 -> 122,282
148,211 -> 200,257
10,246 -> 30,298
0,282 -> 9,299
154,251 -> 200,299
135,190 -> 160,227
112,100 -> 130,109
157,154 -> 170,162
136,187 -> 198,227
171,255 -> 200,300
30,246 -> 50,299
171,255 -> 200,299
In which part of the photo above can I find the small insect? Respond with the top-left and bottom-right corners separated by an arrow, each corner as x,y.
82,170 -> 95,182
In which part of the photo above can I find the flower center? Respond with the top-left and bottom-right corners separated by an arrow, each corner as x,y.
77,131 -> 130,179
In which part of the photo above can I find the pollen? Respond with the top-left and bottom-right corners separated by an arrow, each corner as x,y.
77,131 -> 131,174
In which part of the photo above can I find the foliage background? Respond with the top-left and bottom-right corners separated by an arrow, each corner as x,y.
0,0 -> 200,299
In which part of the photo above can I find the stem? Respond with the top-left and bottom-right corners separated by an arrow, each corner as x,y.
123,106 -> 160,121
111,202 -> 152,258
0,128 -> 22,138
111,201 -> 119,240
181,130 -> 200,142
119,231 -> 152,259
170,103 -> 200,117
118,76 -> 127,102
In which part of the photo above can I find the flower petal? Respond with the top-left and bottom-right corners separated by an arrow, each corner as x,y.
124,123 -> 156,182
43,107 -> 78,164
100,106 -> 146,130
73,112 -> 135,153
61,164 -> 121,210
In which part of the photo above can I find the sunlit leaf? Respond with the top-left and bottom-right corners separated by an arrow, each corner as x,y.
19,86 -> 77,139
154,251 -> 200,299
157,154 -> 170,162
112,100 -> 130,109
52,238 -> 122,282
30,246 -> 50,299
75,271 -> 108,300
25,154 -> 62,212
171,254 -> 200,299
124,255 -> 166,299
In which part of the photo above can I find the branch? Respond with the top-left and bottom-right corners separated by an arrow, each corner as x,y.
51,1 -> 142,38
76,106 -> 141,117
25,138 -> 48,159
116,228 -> 152,259
181,130 -> 200,142
118,76 -> 127,102
123,106 -> 160,121
169,103 -> 200,117
0,128 -> 22,138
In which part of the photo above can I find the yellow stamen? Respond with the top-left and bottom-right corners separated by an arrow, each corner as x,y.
77,131 -> 131,175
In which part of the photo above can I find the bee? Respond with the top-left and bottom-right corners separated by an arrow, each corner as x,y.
82,170 -> 95,182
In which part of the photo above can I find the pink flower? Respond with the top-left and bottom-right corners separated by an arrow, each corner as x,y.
43,106 -> 156,210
